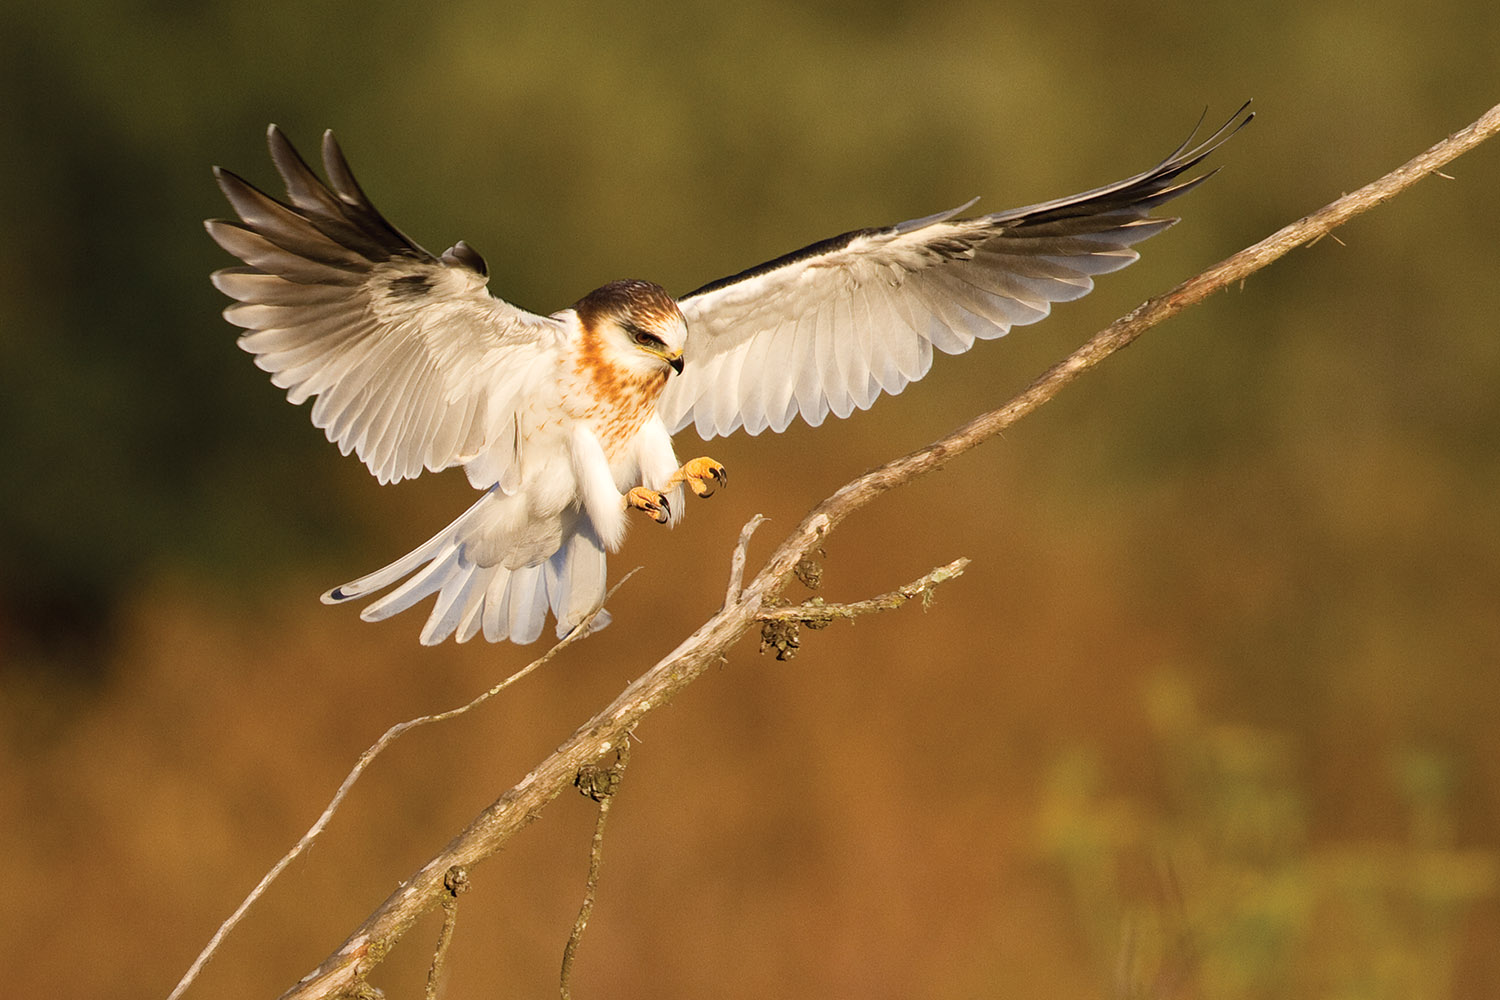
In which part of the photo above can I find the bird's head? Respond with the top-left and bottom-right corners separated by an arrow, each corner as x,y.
573,279 -> 687,378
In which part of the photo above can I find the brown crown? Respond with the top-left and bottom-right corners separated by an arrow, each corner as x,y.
573,279 -> 682,329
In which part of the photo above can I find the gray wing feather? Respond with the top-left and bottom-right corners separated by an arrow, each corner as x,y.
662,104 -> 1251,439
206,126 -> 560,485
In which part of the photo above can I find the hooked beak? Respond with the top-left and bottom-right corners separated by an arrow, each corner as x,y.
668,354 -> 684,375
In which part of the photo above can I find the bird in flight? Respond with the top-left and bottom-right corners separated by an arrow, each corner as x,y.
207,105 -> 1250,646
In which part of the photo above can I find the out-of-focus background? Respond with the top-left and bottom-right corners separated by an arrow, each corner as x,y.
3,2 -> 1498,998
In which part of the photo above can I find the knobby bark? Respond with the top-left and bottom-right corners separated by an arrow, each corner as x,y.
176,100 -> 1500,1000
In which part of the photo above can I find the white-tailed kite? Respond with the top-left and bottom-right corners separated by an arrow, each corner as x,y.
206,105 -> 1250,646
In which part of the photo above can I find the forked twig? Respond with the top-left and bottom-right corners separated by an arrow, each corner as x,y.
756,558 -> 970,660
559,742 -> 631,999
424,866 -> 468,1000
725,514 -> 769,607
757,558 -> 971,625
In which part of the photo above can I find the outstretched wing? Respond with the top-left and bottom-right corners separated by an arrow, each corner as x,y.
206,126 -> 564,486
659,104 -> 1252,439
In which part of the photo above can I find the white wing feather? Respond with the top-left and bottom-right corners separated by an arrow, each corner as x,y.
661,105 -> 1251,439
207,126 -> 563,486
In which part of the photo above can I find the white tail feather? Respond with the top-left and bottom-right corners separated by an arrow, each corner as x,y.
323,486 -> 613,645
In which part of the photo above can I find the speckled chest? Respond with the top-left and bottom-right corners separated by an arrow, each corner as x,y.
561,327 -> 668,462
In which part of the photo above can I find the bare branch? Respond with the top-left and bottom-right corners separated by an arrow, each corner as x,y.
757,558 -> 969,659
265,101 -> 1500,1000
560,742 -> 631,999
724,514 -> 768,607
424,867 -> 468,1000
757,557 -> 971,626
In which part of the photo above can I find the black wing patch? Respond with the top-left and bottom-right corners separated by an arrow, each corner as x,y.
682,226 -> 884,299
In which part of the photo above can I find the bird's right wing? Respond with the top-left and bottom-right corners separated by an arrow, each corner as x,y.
207,126 -> 563,486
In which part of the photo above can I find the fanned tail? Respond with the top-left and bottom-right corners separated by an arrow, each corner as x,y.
322,489 -> 611,645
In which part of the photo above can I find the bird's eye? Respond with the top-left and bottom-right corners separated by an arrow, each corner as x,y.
627,323 -> 665,350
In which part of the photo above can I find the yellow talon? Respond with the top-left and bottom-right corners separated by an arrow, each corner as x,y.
670,456 -> 728,498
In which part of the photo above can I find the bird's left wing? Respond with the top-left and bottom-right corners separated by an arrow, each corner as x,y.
660,104 -> 1251,439
207,126 -> 564,486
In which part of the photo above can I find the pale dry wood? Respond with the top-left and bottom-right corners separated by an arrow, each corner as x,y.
559,742 -> 630,999
756,557 -> 971,625
261,101 -> 1500,1000
724,513 -> 768,606
423,866 -> 467,1000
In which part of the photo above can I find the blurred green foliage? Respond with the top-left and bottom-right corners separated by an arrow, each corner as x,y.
1040,675 -> 1498,1000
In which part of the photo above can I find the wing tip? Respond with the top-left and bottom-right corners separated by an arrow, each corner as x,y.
265,122 -> 298,169
1176,99 -> 1255,166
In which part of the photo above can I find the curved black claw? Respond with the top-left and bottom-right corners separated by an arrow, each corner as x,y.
626,486 -> 671,524
680,456 -> 728,498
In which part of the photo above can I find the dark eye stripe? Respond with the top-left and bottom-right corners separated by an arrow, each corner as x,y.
625,322 -> 665,349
